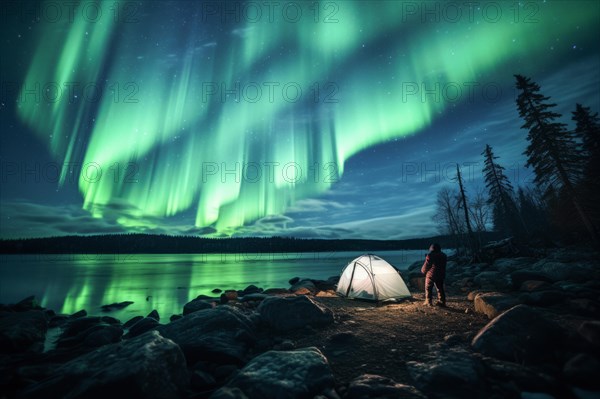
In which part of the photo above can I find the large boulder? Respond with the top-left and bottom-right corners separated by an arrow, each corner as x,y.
158,306 -> 256,365
183,297 -> 213,315
346,374 -> 426,399
473,271 -> 510,290
578,321 -> 600,348
57,323 -> 123,348
257,296 -> 334,332
481,356 -> 559,396
406,349 -> 487,398
21,331 -> 188,398
493,258 -> 536,273
563,353 -> 600,389
211,347 -> 334,399
0,310 -> 48,353
290,279 -> 317,295
10,296 -> 44,312
510,271 -> 553,289
526,260 -> 598,283
472,305 -> 565,364
473,293 -> 520,319
518,289 -> 566,307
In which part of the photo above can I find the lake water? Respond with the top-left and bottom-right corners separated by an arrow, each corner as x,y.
0,250 -> 427,320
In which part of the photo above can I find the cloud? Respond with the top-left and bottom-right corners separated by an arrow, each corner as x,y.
0,200 -> 215,239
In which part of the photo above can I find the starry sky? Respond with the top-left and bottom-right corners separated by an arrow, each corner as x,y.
1,0 -> 599,240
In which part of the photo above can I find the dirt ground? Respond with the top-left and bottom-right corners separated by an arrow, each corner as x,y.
279,293 -> 490,387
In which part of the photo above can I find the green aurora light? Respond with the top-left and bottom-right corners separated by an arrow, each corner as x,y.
17,1 -> 598,234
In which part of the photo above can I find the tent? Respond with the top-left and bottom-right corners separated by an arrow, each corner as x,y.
336,254 -> 411,301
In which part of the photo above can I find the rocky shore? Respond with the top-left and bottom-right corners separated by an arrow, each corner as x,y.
1,248 -> 599,398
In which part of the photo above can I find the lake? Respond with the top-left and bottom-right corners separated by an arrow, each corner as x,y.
0,250 -> 428,320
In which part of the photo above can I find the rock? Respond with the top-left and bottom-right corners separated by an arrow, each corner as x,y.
22,330 -> 188,398
578,321 -> 600,348
214,364 -> 238,381
346,374 -> 426,399
100,301 -> 133,311
472,305 -> 565,364
170,314 -> 182,322
212,288 -> 223,294
493,257 -> 537,273
60,317 -> 104,339
311,279 -> 336,291
0,310 -> 47,353
520,280 -> 551,292
467,290 -> 489,301
211,387 -> 249,399
316,290 -> 338,297
481,356 -> 559,395
474,292 -> 520,319
191,369 -> 217,390
563,353 -> 600,389
242,285 -> 263,295
263,288 -> 290,295
147,310 -> 160,321
183,298 -> 213,315
510,271 -> 553,289
240,293 -> 268,302
69,310 -> 87,319
473,271 -> 510,290
57,323 -> 123,348
568,299 -> 600,318
289,277 -> 301,285
257,296 -> 334,332
211,347 -> 334,399
273,340 -> 295,350
158,306 -> 256,365
223,290 -> 239,301
406,349 -> 486,398
48,315 -> 69,328
125,317 -> 159,338
520,393 -> 556,399
82,324 -> 123,347
528,260 -> 596,283
327,276 -> 340,285
12,296 -> 43,312
124,315 -> 144,329
571,387 -> 600,399
290,279 -> 317,295
519,290 -> 566,307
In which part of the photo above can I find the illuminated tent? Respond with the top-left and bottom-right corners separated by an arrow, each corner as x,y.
336,254 -> 411,301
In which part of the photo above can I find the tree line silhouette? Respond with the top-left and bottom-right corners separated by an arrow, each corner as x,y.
0,232 -> 503,254
434,74 -> 600,257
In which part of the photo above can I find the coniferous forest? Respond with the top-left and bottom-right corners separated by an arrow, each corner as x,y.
433,75 -> 600,256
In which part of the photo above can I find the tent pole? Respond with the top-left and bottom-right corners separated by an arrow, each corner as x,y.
345,261 -> 357,297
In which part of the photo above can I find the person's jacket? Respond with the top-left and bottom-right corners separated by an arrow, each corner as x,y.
421,250 -> 447,280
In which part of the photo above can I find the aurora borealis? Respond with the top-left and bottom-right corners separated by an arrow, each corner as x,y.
1,1 -> 599,239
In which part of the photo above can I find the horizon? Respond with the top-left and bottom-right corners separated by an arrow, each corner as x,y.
1,1 -> 599,240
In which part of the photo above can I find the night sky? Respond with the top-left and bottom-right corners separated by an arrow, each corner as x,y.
1,1 -> 599,240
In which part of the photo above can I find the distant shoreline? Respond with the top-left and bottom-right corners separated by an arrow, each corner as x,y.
0,232 -> 502,254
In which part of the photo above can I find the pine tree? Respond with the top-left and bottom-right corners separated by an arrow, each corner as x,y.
572,103 -> 600,229
514,75 -> 597,242
572,104 -> 600,184
456,164 -> 478,255
482,144 -> 525,237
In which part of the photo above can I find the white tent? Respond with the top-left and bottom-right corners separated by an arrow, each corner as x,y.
336,254 -> 411,301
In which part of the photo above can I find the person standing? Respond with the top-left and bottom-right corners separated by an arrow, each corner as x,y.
421,243 -> 447,307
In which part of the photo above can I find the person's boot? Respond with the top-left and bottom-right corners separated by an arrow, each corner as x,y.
436,293 -> 446,307
423,297 -> 433,306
